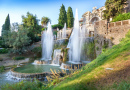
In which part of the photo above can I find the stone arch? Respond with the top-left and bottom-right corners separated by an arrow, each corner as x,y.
90,17 -> 100,24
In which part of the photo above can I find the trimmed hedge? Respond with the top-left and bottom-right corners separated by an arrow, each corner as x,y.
52,24 -> 63,30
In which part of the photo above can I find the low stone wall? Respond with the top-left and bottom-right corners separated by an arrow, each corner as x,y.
11,68 -> 52,80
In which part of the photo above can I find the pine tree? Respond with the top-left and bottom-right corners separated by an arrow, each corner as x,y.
2,14 -> 10,37
58,4 -> 67,26
67,7 -> 74,28
103,0 -> 127,21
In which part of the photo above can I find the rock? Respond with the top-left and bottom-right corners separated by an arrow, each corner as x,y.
106,68 -> 113,70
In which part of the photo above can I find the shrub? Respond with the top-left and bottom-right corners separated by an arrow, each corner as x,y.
32,47 -> 42,58
12,56 -> 25,60
0,40 -> 2,48
34,36 -> 41,42
32,47 -> 42,53
53,31 -> 57,36
52,24 -> 63,30
96,47 -> 99,51
0,66 -> 5,73
0,48 -> 8,54
102,41 -> 109,49
1,79 -> 43,90
112,12 -> 130,22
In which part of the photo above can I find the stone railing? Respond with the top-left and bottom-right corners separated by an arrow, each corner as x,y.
95,19 -> 130,28
108,19 -> 130,28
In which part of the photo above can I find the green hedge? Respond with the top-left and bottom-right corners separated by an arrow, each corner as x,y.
112,12 -> 130,22
52,24 -> 63,29
12,56 -> 25,60
0,48 -> 8,54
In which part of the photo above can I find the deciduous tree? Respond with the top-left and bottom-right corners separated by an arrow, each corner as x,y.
103,0 -> 127,21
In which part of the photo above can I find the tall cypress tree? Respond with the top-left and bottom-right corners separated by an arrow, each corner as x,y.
58,4 -> 67,26
67,7 -> 74,28
2,14 -> 10,37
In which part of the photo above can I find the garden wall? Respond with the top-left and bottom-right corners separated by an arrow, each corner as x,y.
94,19 -> 130,56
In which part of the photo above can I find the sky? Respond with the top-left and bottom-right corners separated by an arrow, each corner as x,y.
0,0 -> 106,36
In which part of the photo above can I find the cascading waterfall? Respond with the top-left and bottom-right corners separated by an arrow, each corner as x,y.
52,49 -> 63,65
41,22 -> 53,60
62,23 -> 66,39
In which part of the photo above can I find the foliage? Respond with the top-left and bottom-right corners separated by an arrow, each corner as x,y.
1,14 -> 10,37
12,56 -> 25,60
41,27 -> 47,31
53,39 -> 68,49
104,81 -> 130,90
96,46 -> 99,51
52,24 -> 63,30
103,0 -> 127,21
22,12 -> 41,43
67,7 -> 74,28
0,48 -> 8,54
5,27 -> 31,54
53,31 -> 57,36
102,41 -> 109,53
1,14 -> 11,47
82,41 -> 96,60
112,12 -> 130,22
1,79 -> 43,90
41,16 -> 50,26
61,48 -> 68,62
58,4 -> 67,26
34,36 -> 41,42
32,47 -> 42,58
32,47 -> 42,53
0,66 -> 5,73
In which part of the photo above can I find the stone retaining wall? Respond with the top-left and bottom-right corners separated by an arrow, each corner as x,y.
11,68 -> 52,80
94,19 -> 130,56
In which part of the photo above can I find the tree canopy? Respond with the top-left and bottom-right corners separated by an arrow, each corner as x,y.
67,7 -> 74,28
103,0 -> 127,21
22,12 -> 41,43
58,4 -> 67,26
2,14 -> 10,37
41,17 -> 50,27
6,26 -> 31,54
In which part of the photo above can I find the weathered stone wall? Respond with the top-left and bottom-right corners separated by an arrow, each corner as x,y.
94,19 -> 130,56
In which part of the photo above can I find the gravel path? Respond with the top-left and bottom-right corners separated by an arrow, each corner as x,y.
0,58 -> 29,66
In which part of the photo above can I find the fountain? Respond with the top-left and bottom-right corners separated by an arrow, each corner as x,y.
52,49 -> 63,65
5,9 -> 93,84
34,22 -> 53,64
68,9 -> 81,63
41,22 -> 53,60
62,23 -> 66,39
